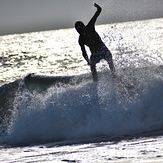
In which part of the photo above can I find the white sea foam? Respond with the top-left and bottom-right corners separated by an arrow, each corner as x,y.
4,64 -> 163,146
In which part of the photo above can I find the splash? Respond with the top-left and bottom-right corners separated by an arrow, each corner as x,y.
1,63 -> 162,146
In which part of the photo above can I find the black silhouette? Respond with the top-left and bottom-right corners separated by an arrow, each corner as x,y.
75,3 -> 115,81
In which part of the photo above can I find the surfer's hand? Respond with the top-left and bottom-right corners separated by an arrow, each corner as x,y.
94,3 -> 101,9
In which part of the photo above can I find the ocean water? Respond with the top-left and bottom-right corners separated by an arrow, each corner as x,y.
0,18 -> 163,162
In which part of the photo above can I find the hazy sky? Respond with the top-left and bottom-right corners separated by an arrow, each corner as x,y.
0,0 -> 163,35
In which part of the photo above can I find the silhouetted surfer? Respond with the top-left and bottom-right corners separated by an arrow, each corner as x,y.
75,3 -> 115,81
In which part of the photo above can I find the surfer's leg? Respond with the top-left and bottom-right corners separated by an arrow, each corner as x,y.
104,51 -> 116,78
90,63 -> 98,81
105,51 -> 115,73
90,54 -> 99,81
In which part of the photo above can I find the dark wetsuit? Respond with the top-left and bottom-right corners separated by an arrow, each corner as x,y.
75,3 -> 115,81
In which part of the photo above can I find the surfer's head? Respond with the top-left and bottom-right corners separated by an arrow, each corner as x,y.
75,21 -> 85,34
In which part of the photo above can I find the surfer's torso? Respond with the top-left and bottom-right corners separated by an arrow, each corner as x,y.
79,27 -> 107,54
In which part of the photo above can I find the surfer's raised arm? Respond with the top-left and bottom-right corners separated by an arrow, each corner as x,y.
87,3 -> 102,28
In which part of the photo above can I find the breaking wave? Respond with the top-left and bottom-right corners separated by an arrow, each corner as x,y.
0,64 -> 163,146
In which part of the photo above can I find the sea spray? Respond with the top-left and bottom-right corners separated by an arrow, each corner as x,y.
3,64 -> 163,146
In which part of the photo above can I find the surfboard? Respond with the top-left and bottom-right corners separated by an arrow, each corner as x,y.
23,72 -> 93,92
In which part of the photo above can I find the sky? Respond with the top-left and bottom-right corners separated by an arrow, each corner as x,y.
0,0 -> 163,35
